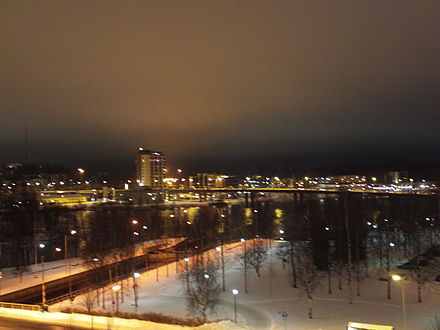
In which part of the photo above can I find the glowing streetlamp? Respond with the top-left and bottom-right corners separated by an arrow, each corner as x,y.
232,289 -> 239,323
133,272 -> 140,307
184,257 -> 190,291
392,274 -> 407,330
112,285 -> 121,312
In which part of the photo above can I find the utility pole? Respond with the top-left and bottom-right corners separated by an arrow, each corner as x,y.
24,126 -> 28,165
34,210 -> 38,276
41,256 -> 47,310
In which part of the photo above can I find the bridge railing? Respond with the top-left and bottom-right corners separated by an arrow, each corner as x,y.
0,301 -> 41,311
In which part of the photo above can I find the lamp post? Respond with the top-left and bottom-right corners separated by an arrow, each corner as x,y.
232,289 -> 238,323
112,285 -> 121,313
392,274 -> 407,330
41,256 -> 47,311
64,230 -> 77,300
184,257 -> 190,292
133,272 -> 140,307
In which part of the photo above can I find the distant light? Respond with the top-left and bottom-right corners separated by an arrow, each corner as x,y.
39,243 -> 45,248
112,285 -> 121,291
55,248 -> 62,252
204,274 -> 210,279
240,238 -> 245,242
134,272 -> 140,278
78,168 -> 85,174
216,247 -> 221,252
325,227 -> 330,231
372,225 -> 378,229
184,257 -> 189,262
132,220 -> 138,224
177,169 -> 182,173
389,242 -> 395,247
93,258 -> 99,262
392,274 -> 401,281
232,289 -> 239,295
279,230 -> 285,234
143,225 -> 148,230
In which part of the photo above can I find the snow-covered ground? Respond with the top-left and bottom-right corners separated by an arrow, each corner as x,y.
51,241 -> 440,329
0,238 -> 182,296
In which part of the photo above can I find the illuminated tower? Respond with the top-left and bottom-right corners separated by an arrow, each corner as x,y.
136,147 -> 167,189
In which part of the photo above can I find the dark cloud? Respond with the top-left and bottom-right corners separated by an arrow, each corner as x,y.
1,1 -> 439,175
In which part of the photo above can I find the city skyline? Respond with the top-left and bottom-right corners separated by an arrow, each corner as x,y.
1,1 -> 439,174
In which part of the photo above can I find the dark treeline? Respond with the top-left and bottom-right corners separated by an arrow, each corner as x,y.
1,193 -> 439,275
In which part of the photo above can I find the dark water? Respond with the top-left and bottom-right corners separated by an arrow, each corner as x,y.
1,192 -> 439,270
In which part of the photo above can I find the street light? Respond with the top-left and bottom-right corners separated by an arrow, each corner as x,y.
112,285 -> 121,312
392,274 -> 407,330
232,289 -> 239,323
133,272 -> 140,307
184,258 -> 190,291
64,229 -> 78,303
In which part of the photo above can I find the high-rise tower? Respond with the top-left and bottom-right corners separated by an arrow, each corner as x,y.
136,147 -> 167,189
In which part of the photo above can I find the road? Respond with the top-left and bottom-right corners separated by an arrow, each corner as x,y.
0,253 -> 175,305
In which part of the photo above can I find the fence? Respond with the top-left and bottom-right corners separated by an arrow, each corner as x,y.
0,301 -> 41,311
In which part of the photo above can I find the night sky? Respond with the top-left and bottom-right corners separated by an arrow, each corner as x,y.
1,1 -> 439,175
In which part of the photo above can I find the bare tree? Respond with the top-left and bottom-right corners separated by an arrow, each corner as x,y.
236,239 -> 250,293
184,260 -> 221,321
276,242 -> 289,271
79,288 -> 97,314
247,238 -> 267,277
294,242 -> 321,319
405,260 -> 437,303
343,192 -> 353,304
